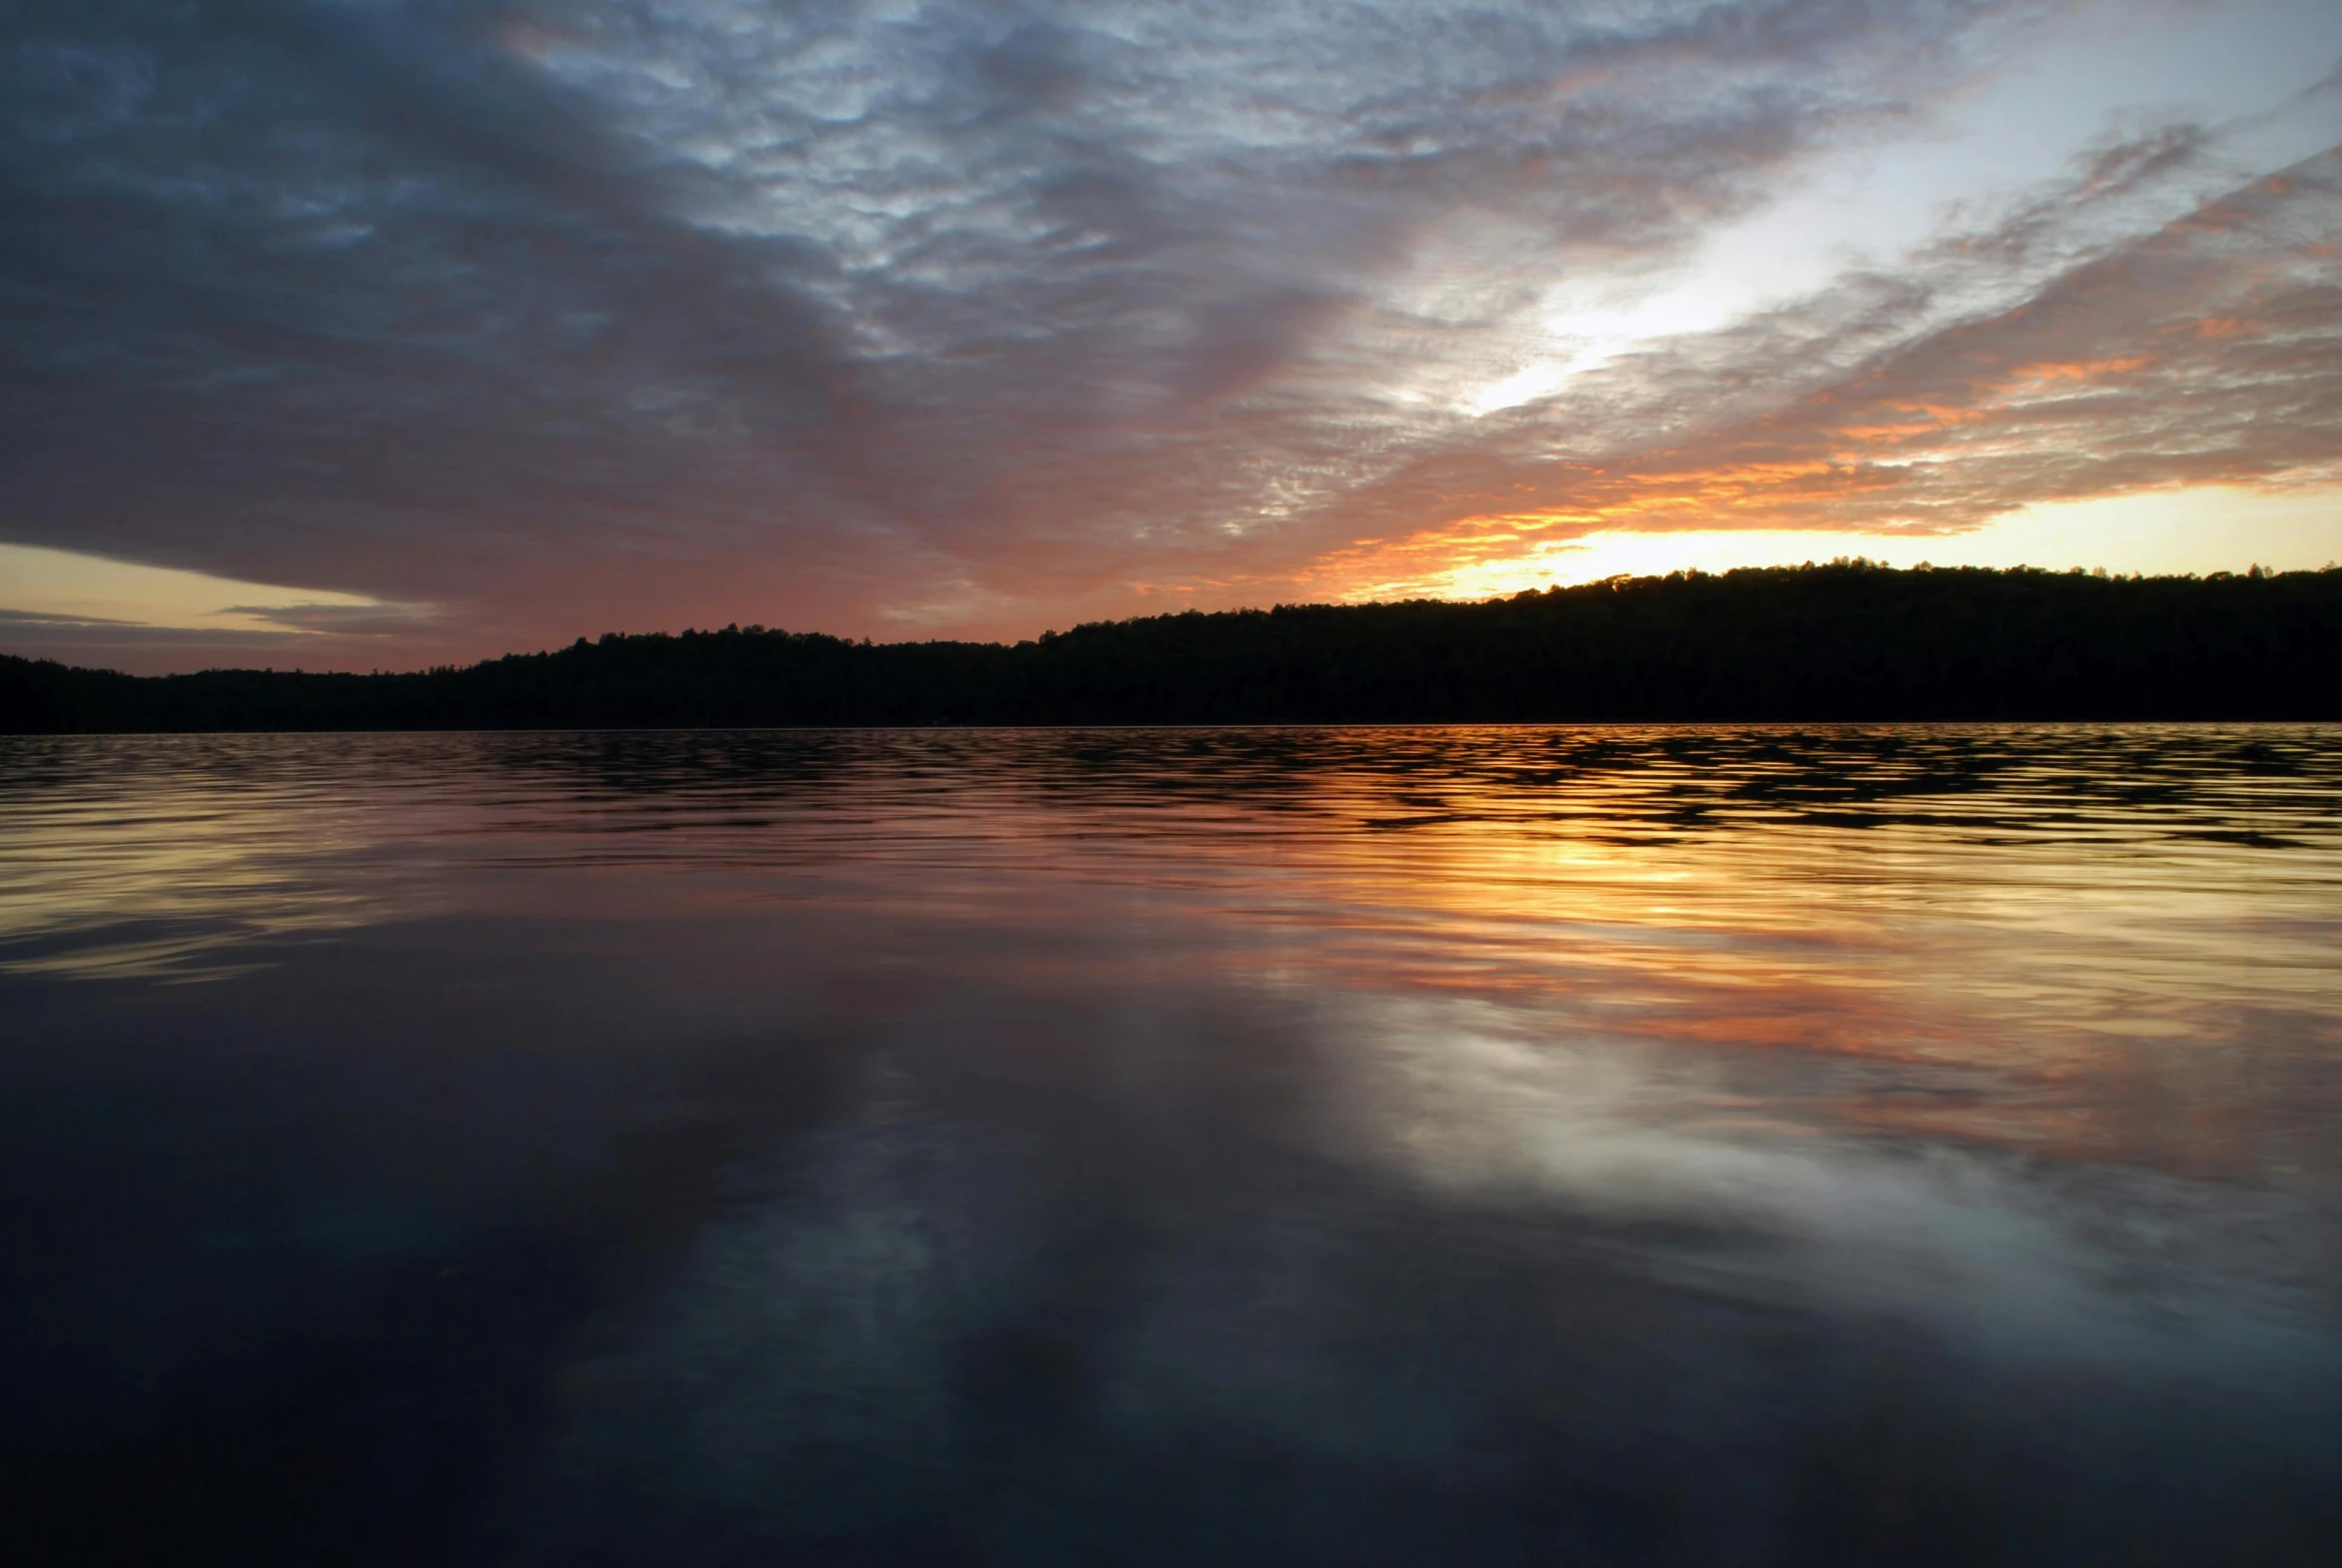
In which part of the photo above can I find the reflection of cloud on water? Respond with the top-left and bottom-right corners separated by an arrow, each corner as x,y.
1326,996 -> 2337,1370
5,728 -> 2338,1554
512,978 -> 2342,1555
523,1062 -> 1035,1549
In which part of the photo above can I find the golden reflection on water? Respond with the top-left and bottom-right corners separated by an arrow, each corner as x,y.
2,726 -> 2336,1181
0,745 -> 401,982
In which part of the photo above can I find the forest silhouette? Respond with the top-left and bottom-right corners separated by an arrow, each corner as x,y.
4,561 -> 2336,732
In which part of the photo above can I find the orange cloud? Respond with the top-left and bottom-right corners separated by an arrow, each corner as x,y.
1281,152 -> 2341,604
1995,356 -> 2153,387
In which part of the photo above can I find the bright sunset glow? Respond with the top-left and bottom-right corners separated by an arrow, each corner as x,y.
1322,486 -> 2342,602
3,0 -> 2339,669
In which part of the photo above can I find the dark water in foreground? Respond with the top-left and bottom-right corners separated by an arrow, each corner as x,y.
3,726 -> 2339,1565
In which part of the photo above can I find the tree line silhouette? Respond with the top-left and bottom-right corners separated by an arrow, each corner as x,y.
4,561 -> 2336,732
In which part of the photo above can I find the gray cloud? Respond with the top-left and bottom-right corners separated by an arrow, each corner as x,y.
3,0 -> 2333,665
0,607 -> 307,667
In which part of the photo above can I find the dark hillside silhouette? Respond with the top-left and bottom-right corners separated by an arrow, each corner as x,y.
4,562 -> 2337,731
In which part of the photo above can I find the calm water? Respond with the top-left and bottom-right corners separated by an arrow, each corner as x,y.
3,726 -> 2339,1564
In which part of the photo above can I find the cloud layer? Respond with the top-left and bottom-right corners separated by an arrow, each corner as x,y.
3,0 -> 2339,666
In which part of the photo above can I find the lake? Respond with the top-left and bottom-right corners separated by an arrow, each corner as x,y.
3,726 -> 2339,1564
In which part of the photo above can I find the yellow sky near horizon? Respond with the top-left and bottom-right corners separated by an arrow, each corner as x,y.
0,543 -> 389,636
1318,484 -> 2342,603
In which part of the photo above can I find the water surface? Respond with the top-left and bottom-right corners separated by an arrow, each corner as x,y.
3,726 -> 2339,1564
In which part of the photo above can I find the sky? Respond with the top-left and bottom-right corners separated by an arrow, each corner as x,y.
3,0 -> 2340,673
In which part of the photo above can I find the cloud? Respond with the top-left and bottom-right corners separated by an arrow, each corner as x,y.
2,0 -> 2337,663
0,608 -> 312,671
1308,134 -> 2342,596
0,607 -> 154,631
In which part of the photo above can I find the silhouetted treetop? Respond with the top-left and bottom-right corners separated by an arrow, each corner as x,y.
5,561 -> 2336,731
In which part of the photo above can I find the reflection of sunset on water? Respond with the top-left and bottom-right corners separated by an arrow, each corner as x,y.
7,726 -> 2334,1183
5,724 -> 2339,1559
